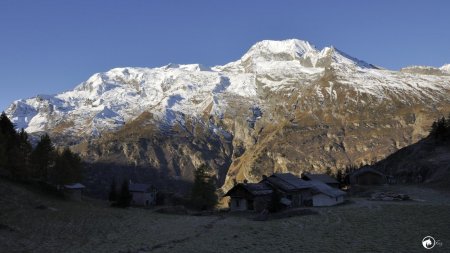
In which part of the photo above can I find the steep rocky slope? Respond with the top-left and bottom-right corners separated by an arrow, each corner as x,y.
5,39 -> 450,194
371,135 -> 450,189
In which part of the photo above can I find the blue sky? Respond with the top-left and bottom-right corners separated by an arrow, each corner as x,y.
1,0 -> 449,111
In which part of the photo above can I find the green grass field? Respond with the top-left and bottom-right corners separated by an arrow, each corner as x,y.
1,179 -> 449,253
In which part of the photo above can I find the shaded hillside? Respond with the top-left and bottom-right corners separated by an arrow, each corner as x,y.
74,111 -> 233,197
373,132 -> 450,189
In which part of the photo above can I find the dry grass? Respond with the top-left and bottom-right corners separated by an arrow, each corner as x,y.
1,180 -> 449,253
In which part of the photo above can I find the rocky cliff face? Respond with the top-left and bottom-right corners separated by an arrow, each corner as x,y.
5,39 -> 450,194
219,66 -> 450,192
74,111 -> 234,194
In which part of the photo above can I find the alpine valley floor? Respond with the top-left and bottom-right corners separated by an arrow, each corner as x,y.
1,178 -> 449,253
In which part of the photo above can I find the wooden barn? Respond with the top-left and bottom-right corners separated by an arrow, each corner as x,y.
225,182 -> 273,211
309,180 -> 346,206
302,173 -> 340,188
263,173 -> 313,207
350,167 -> 386,185
129,182 -> 158,207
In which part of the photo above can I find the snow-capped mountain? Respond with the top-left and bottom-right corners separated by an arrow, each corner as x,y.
6,39 -> 448,138
214,39 -> 374,73
5,39 -> 450,193
400,65 -> 450,76
440,64 -> 450,73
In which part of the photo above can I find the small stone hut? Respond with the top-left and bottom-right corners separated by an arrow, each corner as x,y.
309,180 -> 346,206
224,182 -> 273,211
350,167 -> 386,185
129,182 -> 158,207
63,183 -> 85,201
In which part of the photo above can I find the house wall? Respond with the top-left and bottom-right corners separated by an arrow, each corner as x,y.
253,196 -> 270,212
230,197 -> 247,211
286,189 -> 312,207
301,190 -> 313,206
64,189 -> 82,201
286,193 -> 300,207
131,192 -> 155,206
312,194 -> 344,206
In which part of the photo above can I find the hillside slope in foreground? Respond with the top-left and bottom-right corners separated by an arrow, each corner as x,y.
1,178 -> 450,252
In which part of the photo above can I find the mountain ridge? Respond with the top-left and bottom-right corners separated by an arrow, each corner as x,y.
5,38 -> 450,194
7,38 -> 449,137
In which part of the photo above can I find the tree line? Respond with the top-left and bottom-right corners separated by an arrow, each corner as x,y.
108,178 -> 132,208
0,112 -> 82,186
107,164 -> 218,209
190,164 -> 218,210
430,115 -> 450,143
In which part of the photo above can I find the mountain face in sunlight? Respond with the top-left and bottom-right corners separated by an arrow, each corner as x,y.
6,39 -> 450,192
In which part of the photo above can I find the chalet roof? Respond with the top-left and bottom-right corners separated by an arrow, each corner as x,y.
266,173 -> 312,192
129,183 -> 154,192
309,180 -> 346,197
64,183 -> 85,189
243,183 -> 273,196
351,167 -> 385,177
302,173 -> 338,184
225,182 -> 273,197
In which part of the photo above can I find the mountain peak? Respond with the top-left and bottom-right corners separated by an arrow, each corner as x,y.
241,39 -> 317,63
249,39 -> 316,55
216,38 -> 373,73
163,63 -> 211,72
440,64 -> 450,73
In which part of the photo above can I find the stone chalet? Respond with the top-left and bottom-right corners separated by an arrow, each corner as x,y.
224,182 -> 273,212
63,183 -> 85,201
225,173 -> 346,211
349,167 -> 387,185
129,182 -> 158,207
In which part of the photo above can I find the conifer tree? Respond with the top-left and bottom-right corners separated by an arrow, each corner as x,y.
117,179 -> 132,207
0,113 -> 84,183
0,112 -> 16,137
325,167 -> 332,176
190,164 -> 218,210
109,177 -> 118,203
0,112 -> 17,172
336,169 -> 343,187
430,116 -> 450,142
30,134 -> 55,181
0,132 -> 6,169
0,113 -> 33,179
51,148 -> 82,185
12,129 -> 33,179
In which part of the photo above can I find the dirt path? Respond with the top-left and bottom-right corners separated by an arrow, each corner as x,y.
122,215 -> 227,253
